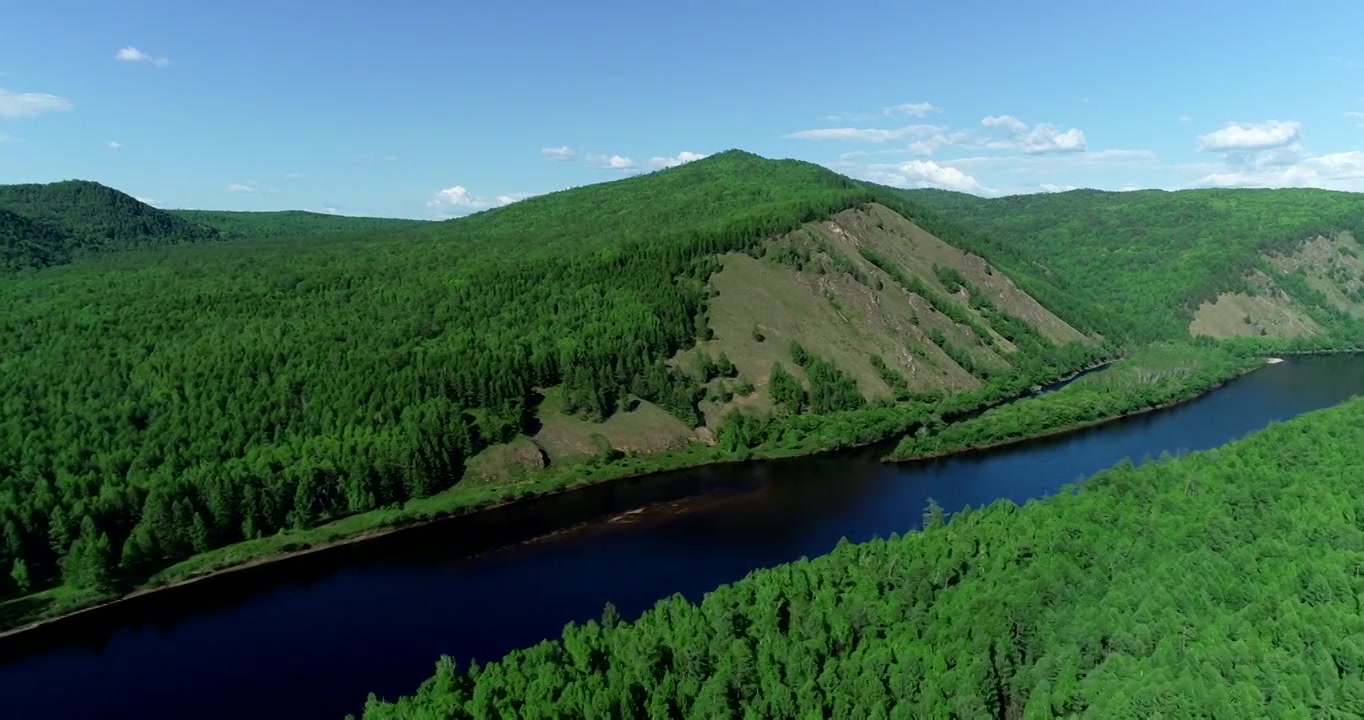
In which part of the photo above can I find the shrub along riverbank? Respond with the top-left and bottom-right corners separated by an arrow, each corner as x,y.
884,342 -> 1261,462
359,392 -> 1364,718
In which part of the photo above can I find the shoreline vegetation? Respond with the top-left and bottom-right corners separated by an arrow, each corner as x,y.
883,343 -> 1266,463
0,344 -> 1320,645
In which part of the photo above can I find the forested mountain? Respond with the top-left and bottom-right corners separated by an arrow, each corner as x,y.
360,393 -> 1364,719
0,180 -> 220,270
1,150 -> 1361,635
895,186 -> 1364,342
170,209 -> 426,241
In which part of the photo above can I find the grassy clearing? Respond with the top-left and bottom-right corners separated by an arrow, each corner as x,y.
531,388 -> 698,466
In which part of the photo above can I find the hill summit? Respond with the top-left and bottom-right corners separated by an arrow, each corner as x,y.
0,180 -> 219,271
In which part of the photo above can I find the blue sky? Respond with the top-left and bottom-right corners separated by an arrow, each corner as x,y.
2,0 -> 1362,218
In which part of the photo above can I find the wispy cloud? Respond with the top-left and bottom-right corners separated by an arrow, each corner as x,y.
227,183 -> 256,193
0,88 -> 73,118
826,102 -> 939,123
107,141 -> 123,150
541,145 -> 575,161
787,124 -> 945,143
115,46 -> 170,67
980,115 -> 1087,154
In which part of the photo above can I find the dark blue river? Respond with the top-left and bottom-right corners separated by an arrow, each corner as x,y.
1,354 -> 1362,719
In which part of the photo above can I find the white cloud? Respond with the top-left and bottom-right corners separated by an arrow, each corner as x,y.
787,124 -> 944,143
115,46 -> 169,67
1197,120 -> 1300,152
1195,150 -> 1364,191
981,115 -> 1028,134
827,101 -> 940,122
319,205 -> 339,215
107,141 -> 123,150
227,183 -> 255,193
649,151 -> 708,169
981,115 -> 1087,154
848,159 -> 994,195
1037,183 -> 1079,193
1179,115 -> 1193,124
0,88 -> 73,118
428,186 -> 483,209
907,130 -> 974,156
1086,149 -> 1156,162
427,186 -> 531,214
1020,124 -> 1086,154
134,196 -> 157,205
586,153 -> 636,170
541,145 -> 575,161
284,172 -> 305,179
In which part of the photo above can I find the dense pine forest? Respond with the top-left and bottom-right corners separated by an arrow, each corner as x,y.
360,394 -> 1364,718
1,150 -> 1362,637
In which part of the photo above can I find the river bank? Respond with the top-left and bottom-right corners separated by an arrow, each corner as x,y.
884,365 -> 1261,464
884,344 -> 1266,463
0,357 -> 1117,642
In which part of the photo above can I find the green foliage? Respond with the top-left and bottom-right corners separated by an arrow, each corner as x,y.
889,343 -> 1254,459
364,396 -> 1364,718
869,354 -> 912,401
932,263 -> 967,292
786,345 -> 865,414
767,362 -> 806,411
0,180 -> 220,270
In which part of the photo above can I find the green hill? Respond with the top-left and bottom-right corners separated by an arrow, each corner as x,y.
894,186 -> 1364,344
0,180 -> 220,269
170,209 -> 427,241
360,394 -> 1364,719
